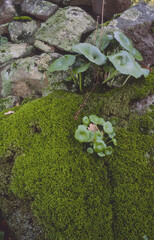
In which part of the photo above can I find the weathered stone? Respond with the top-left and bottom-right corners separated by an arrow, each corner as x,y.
0,0 -> 16,25
8,20 -> 40,44
35,7 -> 96,51
0,43 -> 34,67
0,23 -> 9,35
92,0 -> 131,20
104,2 -> 154,66
12,0 -> 24,5
69,0 -> 92,6
21,0 -> 59,21
34,40 -> 55,53
1,53 -> 61,98
47,0 -> 62,5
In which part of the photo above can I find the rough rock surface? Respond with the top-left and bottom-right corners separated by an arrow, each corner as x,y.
35,6 -> 96,51
0,0 -> 16,25
69,0 -> 92,6
0,23 -> 9,36
92,0 -> 131,20
8,20 -> 40,44
0,53 -> 62,98
0,43 -> 34,67
104,2 -> 154,66
21,0 -> 59,21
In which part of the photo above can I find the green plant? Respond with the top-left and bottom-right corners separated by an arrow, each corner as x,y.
48,31 -> 149,92
74,115 -> 117,157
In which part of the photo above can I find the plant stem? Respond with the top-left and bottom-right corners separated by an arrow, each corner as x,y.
68,69 -> 77,86
79,73 -> 82,92
99,0 -> 105,49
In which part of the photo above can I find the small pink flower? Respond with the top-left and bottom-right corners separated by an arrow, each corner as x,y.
88,123 -> 99,132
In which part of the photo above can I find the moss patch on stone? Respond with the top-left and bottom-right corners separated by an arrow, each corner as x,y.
0,71 -> 153,239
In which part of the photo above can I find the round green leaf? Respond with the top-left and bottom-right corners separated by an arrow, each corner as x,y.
112,138 -> 117,146
94,140 -> 106,153
94,131 -> 103,140
72,59 -> 91,74
108,51 -> 143,78
74,125 -> 89,143
105,146 -> 113,155
97,117 -> 105,125
72,43 -> 106,65
131,47 -> 143,61
109,132 -> 116,139
82,116 -> 90,125
97,152 -> 105,157
89,115 -> 100,124
87,147 -> 94,154
103,121 -> 114,134
48,55 -> 76,72
87,131 -> 94,142
114,31 -> 133,52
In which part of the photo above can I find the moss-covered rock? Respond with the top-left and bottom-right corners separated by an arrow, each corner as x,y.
0,71 -> 153,239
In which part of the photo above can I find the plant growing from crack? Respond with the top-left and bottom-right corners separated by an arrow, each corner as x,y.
48,31 -> 149,92
74,115 -> 118,157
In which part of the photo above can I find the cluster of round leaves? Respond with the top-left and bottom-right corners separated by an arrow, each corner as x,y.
74,115 -> 117,157
0,36 -> 8,45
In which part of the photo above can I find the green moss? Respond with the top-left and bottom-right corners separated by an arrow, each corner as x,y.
13,16 -> 33,21
0,71 -> 153,239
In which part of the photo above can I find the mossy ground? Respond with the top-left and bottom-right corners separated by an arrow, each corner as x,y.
0,71 -> 153,239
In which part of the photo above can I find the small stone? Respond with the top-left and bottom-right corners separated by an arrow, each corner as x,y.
21,0 -> 59,21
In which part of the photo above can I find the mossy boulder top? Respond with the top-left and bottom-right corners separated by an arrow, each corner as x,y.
35,6 -> 96,51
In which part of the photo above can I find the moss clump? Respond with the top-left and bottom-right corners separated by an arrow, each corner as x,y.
13,16 -> 33,21
0,71 -> 153,239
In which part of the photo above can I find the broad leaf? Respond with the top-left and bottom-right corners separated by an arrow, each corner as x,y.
103,121 -> 114,134
108,51 -> 145,78
48,55 -> 76,72
114,31 -> 133,52
105,146 -> 113,155
72,59 -> 91,74
94,140 -> 106,153
96,34 -> 113,51
74,125 -> 89,143
131,47 -> 143,61
72,43 -> 106,65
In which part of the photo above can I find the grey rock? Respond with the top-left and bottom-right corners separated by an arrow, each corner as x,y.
34,40 -> 55,53
69,0 -> 92,6
8,20 -> 40,44
0,0 -> 16,25
105,2 -> 154,66
0,42 -> 34,67
92,0 -> 131,20
21,0 -> 59,21
35,6 -> 96,51
132,94 -> 154,114
1,53 -> 61,98
0,23 -> 9,35
47,0 -> 62,5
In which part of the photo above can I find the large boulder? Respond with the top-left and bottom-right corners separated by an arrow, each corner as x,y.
92,0 -> 131,20
103,1 -> 154,66
35,6 -> 96,51
0,0 -> 16,25
21,0 -> 59,21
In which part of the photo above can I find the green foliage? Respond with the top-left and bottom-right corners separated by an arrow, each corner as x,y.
0,232 -> 4,240
13,16 -> 33,21
75,115 -> 117,157
48,31 -> 149,92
